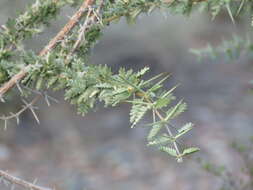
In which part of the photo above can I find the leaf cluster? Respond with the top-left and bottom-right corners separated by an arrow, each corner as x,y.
0,0 -> 207,161
190,0 -> 253,62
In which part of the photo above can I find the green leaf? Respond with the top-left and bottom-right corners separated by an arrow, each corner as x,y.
147,124 -> 163,140
175,122 -> 193,139
141,73 -> 164,87
148,134 -> 174,146
155,98 -> 171,109
130,104 -> 150,128
36,77 -> 43,90
0,67 -> 8,84
159,146 -> 178,157
147,74 -> 171,93
136,67 -> 149,77
165,100 -> 186,121
182,147 -> 200,156
161,85 -> 179,99
47,76 -> 58,88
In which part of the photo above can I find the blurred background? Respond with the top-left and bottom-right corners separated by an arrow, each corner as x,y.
1,1 -> 253,190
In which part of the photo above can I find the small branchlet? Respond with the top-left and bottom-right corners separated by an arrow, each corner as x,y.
0,85 -> 58,130
0,170 -> 53,190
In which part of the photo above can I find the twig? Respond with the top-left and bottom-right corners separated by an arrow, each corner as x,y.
154,109 -> 183,162
39,0 -> 95,56
0,95 -> 41,128
68,7 -> 93,56
141,93 -> 183,162
0,0 -> 95,98
0,83 -> 59,128
22,98 -> 40,124
0,170 -> 53,190
66,0 -> 105,61
21,85 -> 59,106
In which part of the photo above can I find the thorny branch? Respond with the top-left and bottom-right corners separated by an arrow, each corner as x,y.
0,0 -> 105,131
0,0 -> 99,188
71,0 -> 104,54
0,0 -> 95,98
39,0 -> 95,56
0,95 -> 40,129
0,0 -> 99,127
0,83 -> 59,128
0,0 -> 106,131
0,0 -> 205,185
0,170 -> 53,190
0,0 -> 106,132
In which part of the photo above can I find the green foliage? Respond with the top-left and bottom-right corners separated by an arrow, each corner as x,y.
190,36 -> 253,61
6,0 -> 245,161
0,0 -> 71,62
4,0 -> 253,189
10,0 -> 253,164
8,0 -> 253,163
0,66 -> 8,84
190,0 -> 253,62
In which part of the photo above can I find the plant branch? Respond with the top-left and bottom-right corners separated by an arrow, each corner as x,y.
0,95 -> 40,127
0,170 -> 53,190
135,88 -> 183,162
0,0 -> 95,98
147,98 -> 182,162
154,108 -> 183,162
67,0 -> 105,61
39,0 -> 95,56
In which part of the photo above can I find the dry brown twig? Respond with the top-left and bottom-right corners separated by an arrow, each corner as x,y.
66,0 -> 105,62
71,0 -> 104,53
0,95 -> 40,129
0,170 -> 53,190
